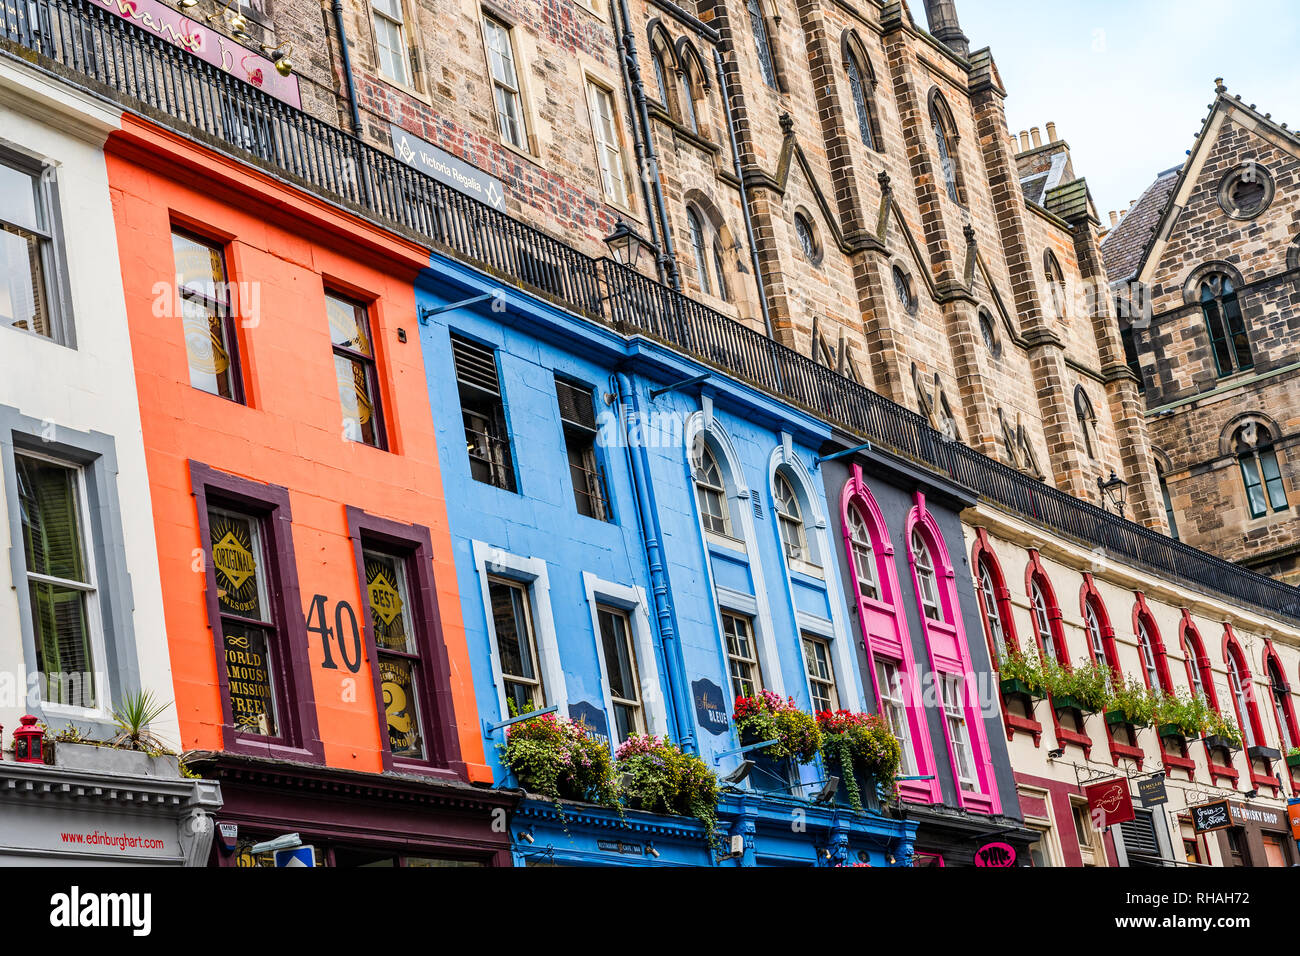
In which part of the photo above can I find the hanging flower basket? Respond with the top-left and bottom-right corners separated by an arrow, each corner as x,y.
817,710 -> 901,813
732,690 -> 822,765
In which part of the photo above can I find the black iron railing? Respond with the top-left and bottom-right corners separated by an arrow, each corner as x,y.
4,0 -> 1298,622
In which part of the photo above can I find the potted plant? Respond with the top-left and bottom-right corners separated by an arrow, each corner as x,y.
1286,747 -> 1300,769
1050,659 -> 1111,716
498,711 -> 619,808
1152,691 -> 1212,742
817,710 -> 902,812
615,734 -> 720,839
998,648 -> 1049,701
51,693 -> 182,776
732,690 -> 821,791
1104,677 -> 1156,730
1202,712 -> 1243,752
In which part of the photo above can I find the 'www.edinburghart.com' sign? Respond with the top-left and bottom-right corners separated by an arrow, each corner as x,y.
91,0 -> 302,107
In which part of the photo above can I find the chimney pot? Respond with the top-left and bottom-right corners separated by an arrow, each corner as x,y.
1019,131 -> 1031,152
1030,127 -> 1042,148
1109,211 -> 1118,226
1046,122 -> 1058,143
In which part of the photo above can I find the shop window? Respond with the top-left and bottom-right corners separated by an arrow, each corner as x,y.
17,452 -> 101,710
488,577 -> 544,714
326,293 -> 385,449
451,333 -> 517,492
802,633 -> 838,713
172,230 -> 243,402
596,605 -> 644,743
555,378 -> 610,521
722,611 -> 761,699
1,151 -> 69,344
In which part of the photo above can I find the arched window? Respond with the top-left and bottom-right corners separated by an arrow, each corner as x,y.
1026,554 -> 1067,667
1074,386 -> 1097,460
1044,251 -> 1067,320
794,211 -> 820,264
975,557 -> 1008,659
650,46 -> 670,106
686,206 -> 712,297
678,66 -> 699,133
1199,273 -> 1252,376
692,441 -> 728,535
929,96 -> 960,203
711,240 -> 731,303
1134,611 -> 1169,693
910,527 -> 941,622
1030,582 -> 1057,661
773,472 -> 806,562
846,505 -> 879,601
1265,650 -> 1298,753
843,40 -> 879,151
1179,613 -> 1217,709
746,0 -> 777,88
1232,421 -> 1288,518
1224,635 -> 1261,749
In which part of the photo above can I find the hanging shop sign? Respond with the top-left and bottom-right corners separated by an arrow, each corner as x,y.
1084,777 -> 1135,829
1288,800 -> 1300,841
973,842 -> 1016,867
692,679 -> 729,736
389,125 -> 507,210
90,0 -> 301,106
1136,773 -> 1168,808
1190,799 -> 1232,835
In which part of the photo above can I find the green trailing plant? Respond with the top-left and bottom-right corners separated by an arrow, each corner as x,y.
1152,691 -> 1214,739
1105,677 -> 1157,727
1207,711 -> 1244,748
1049,659 -> 1112,713
817,710 -> 902,811
1289,746 -> 1300,758
732,690 -> 822,764
498,711 -> 619,809
110,690 -> 171,752
615,735 -> 719,841
998,648 -> 1050,697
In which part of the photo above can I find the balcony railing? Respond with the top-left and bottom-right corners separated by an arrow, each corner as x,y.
4,0 -> 1298,623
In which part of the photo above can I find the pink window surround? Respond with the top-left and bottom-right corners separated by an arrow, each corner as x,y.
1080,575 -> 1142,769
1025,551 -> 1091,758
905,493 -> 1000,815
839,466 -> 939,805
971,530 -> 1042,747
1223,625 -> 1281,794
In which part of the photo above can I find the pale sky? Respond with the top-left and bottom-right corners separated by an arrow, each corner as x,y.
955,0 -> 1300,217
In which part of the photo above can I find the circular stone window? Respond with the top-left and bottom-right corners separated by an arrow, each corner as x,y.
794,211 -> 822,265
893,265 -> 918,316
1218,164 -> 1275,220
979,308 -> 1001,358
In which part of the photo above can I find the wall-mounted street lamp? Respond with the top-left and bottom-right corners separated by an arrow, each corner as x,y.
604,218 -> 654,272
1098,470 -> 1129,518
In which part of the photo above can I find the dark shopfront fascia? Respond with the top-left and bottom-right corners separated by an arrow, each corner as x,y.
186,752 -> 517,867
1218,800 -> 1298,867
902,803 -> 1036,867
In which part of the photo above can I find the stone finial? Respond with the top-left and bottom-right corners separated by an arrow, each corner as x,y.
779,113 -> 794,135
963,223 -> 977,246
1215,77 -> 1226,94
878,170 -> 892,194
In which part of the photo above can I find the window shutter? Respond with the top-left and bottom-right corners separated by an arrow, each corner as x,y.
1119,809 -> 1162,866
451,334 -> 501,396
555,379 -> 597,433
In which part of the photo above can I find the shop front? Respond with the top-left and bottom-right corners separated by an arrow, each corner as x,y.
1218,799 -> 1298,867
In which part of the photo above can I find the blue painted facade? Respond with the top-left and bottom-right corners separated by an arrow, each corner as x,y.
417,251 -> 916,866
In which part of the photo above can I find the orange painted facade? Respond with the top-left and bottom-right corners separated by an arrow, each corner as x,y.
104,114 -> 490,783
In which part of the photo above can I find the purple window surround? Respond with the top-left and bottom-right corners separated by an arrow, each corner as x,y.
904,493 -> 1000,815
344,505 -> 466,780
190,460 -> 324,763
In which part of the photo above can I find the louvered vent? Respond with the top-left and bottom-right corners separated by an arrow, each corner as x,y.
451,334 -> 501,396
751,496 -> 763,519
555,379 -> 597,432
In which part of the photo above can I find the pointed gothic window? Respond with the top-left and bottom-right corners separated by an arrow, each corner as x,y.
1200,273 -> 1252,376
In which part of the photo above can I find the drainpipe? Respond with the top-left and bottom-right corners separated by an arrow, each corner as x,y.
613,371 -> 695,753
331,0 -> 364,137
613,0 -> 681,291
609,0 -> 664,285
713,48 -> 774,341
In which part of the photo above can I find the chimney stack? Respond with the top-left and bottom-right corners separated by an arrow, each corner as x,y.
1046,122 -> 1058,143
1109,211 -> 1119,227
1030,127 -> 1042,148
923,1 -> 970,58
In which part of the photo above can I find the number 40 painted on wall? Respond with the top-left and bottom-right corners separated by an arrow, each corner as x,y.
305,594 -> 363,673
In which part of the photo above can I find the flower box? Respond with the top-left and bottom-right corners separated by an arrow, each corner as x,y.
1285,752 -> 1300,770
1105,709 -> 1133,727
1247,744 -> 1281,762
1000,677 -> 1040,700
1157,723 -> 1187,741
1202,734 -> 1240,753
53,741 -> 181,778
1052,694 -> 1092,715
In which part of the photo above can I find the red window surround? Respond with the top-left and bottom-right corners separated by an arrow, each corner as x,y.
190,460 -> 324,763
971,529 -> 1041,746
1262,640 -> 1300,792
1025,551 -> 1091,758
1079,575 -> 1142,768
1180,611 -> 1235,786
906,495 -> 1000,815
1132,594 -> 1194,778
1223,625 -> 1281,795
345,505 -> 467,780
839,465 -> 939,804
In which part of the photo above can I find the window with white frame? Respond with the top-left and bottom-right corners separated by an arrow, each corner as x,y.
372,0 -> 413,86
875,658 -> 914,774
1,155 -> 65,343
940,673 -> 976,792
587,82 -> 628,206
1084,601 -> 1112,689
597,605 -> 644,742
846,505 -> 878,600
802,633 -> 838,713
483,14 -> 528,150
1136,618 -> 1160,690
976,559 -> 1006,659
488,577 -> 544,714
1267,658 -> 1296,752
692,441 -> 730,536
18,452 -> 101,710
910,527 -> 942,622
773,472 -> 808,564
1031,581 -> 1056,660
1226,652 -> 1257,748
722,611 -> 761,699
